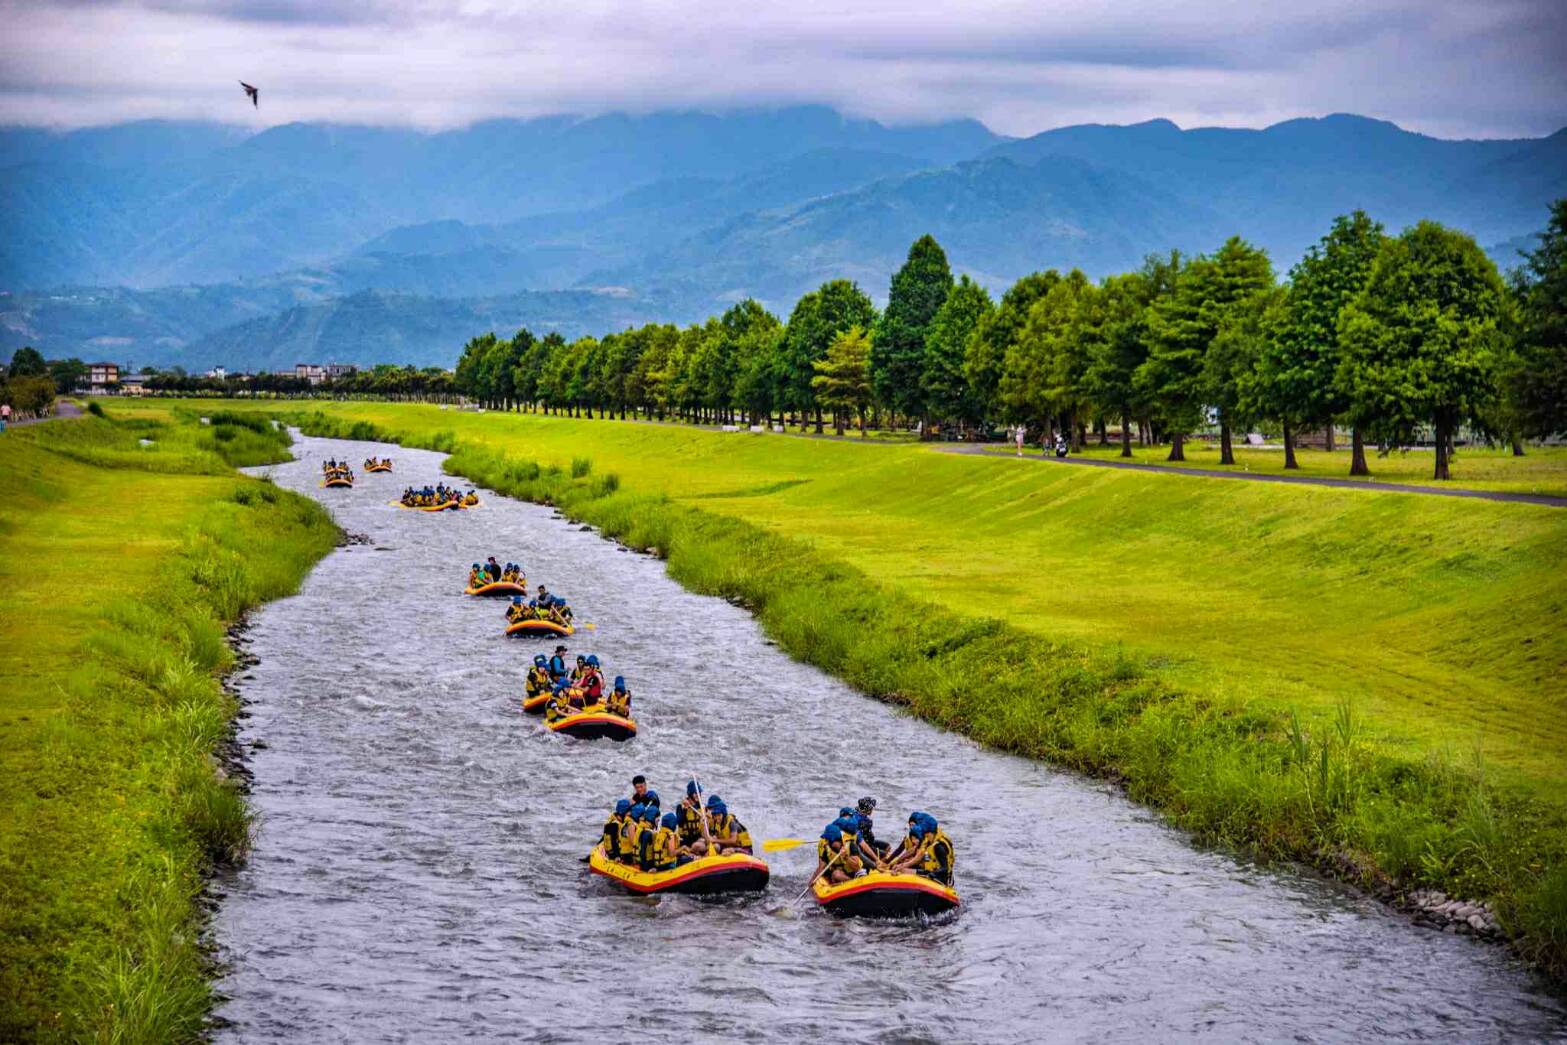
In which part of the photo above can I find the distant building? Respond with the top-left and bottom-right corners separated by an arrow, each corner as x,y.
325,363 -> 357,380
88,362 -> 120,393
295,363 -> 326,385
120,373 -> 148,396
204,366 -> 227,380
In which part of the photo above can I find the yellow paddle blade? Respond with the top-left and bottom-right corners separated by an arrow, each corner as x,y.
762,838 -> 809,852
581,622 -> 597,630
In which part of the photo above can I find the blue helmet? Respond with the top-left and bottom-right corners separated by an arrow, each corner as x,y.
615,799 -> 631,815
629,803 -> 646,820
615,676 -> 627,690
644,790 -> 659,806
640,806 -> 658,822
709,800 -> 726,815
661,812 -> 678,829
586,655 -> 600,667
839,806 -> 855,819
823,825 -> 843,843
833,816 -> 858,835
511,596 -> 522,604
706,794 -> 722,809
533,654 -> 546,666
472,562 -> 480,568
686,779 -> 699,797
917,812 -> 939,832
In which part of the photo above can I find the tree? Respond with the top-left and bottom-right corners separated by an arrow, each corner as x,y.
1084,260 -> 1172,457
964,271 -> 1058,428
921,275 -> 993,431
781,280 -> 877,432
6,346 -> 47,378
1138,238 -> 1272,460
1337,221 -> 1507,480
873,235 -> 953,427
1506,199 -> 1567,439
1205,288 -> 1277,463
1000,270 -> 1095,443
48,357 -> 87,392
811,326 -> 874,436
1253,212 -> 1385,473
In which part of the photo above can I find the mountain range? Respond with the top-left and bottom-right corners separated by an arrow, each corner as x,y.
1,107 -> 1561,371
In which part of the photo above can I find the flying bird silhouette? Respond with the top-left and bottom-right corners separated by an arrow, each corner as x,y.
239,81 -> 258,107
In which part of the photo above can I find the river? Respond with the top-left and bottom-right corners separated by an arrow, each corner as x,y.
217,434 -> 1565,1042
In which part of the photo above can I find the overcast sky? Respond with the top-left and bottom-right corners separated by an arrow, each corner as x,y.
2,0 -> 1563,139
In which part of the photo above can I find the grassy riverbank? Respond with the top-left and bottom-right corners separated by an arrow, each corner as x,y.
268,400 -> 1567,975
0,411 -> 336,1042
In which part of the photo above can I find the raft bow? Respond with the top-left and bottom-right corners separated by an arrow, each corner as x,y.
811,871 -> 959,918
546,709 -> 636,741
506,619 -> 574,637
464,581 -> 528,597
588,844 -> 769,895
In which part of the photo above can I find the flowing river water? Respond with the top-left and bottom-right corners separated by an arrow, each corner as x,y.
217,434 -> 1566,1042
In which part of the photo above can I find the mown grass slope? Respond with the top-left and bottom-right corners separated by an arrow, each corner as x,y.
0,413 -> 334,1042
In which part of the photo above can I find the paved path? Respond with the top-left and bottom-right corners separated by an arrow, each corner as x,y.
3,399 -> 81,427
938,444 -> 1567,508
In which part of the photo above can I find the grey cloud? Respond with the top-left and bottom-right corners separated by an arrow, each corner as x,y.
0,0 -> 1561,138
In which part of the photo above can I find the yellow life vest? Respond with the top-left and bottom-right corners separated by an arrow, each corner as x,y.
676,801 -> 703,844
650,826 -> 678,870
710,812 -> 751,849
618,817 -> 641,860
918,829 -> 954,883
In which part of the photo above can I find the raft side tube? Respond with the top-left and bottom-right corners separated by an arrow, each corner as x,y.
588,844 -> 769,895
546,710 -> 636,741
811,871 -> 959,918
522,691 -> 549,714
506,619 -> 574,637
464,581 -> 528,597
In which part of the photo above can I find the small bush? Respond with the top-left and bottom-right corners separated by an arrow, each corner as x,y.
570,456 -> 592,478
87,401 -> 105,417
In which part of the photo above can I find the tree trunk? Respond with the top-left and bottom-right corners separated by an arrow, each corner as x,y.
1512,437 -> 1526,457
834,410 -> 845,437
1324,425 -> 1335,452
1283,422 -> 1298,470
858,408 -> 867,437
1097,419 -> 1110,447
1350,426 -> 1370,476
1168,432 -> 1185,462
1120,415 -> 1132,458
1434,418 -> 1451,480
1219,422 -> 1234,465
815,408 -> 824,434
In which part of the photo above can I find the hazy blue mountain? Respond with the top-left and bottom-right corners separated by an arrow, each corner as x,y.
174,289 -> 705,372
596,155 -> 1232,309
0,107 -> 1001,291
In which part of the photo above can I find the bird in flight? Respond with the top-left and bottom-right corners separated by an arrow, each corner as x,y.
239,81 -> 258,107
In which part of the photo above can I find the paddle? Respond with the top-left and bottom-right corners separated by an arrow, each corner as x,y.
761,838 -> 810,852
794,841 -> 843,905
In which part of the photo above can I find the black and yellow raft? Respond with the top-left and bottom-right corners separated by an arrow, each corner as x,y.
811,871 -> 959,917
522,689 -> 550,714
506,619 -> 573,637
322,476 -> 354,488
589,843 -> 769,895
399,500 -> 462,511
547,709 -> 636,741
465,581 -> 528,597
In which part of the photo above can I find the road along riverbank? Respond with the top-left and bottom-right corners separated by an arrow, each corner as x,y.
0,413 -> 336,1042
281,406 -> 1567,982
213,432 -> 1564,1040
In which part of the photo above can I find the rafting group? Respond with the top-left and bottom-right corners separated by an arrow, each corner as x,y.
401,483 -> 479,510
584,776 -> 958,916
321,459 -> 355,488
525,647 -> 636,739
364,456 -> 393,472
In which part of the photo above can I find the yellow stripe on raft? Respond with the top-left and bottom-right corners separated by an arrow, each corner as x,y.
506,619 -> 573,637
464,581 -> 528,597
588,843 -> 769,895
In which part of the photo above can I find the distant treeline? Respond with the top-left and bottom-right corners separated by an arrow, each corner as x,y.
453,201 -> 1567,480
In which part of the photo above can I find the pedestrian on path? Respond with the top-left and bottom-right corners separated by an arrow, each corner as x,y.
1014,423 -> 1026,457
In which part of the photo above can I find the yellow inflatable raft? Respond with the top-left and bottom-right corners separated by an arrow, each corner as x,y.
506,619 -> 573,637
465,581 -> 528,597
398,500 -> 462,511
365,463 -> 392,473
546,710 -> 636,741
322,476 -> 354,488
811,871 -> 959,918
522,690 -> 550,714
589,844 -> 769,895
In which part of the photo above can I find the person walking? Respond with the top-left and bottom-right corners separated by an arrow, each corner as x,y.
1014,423 -> 1026,457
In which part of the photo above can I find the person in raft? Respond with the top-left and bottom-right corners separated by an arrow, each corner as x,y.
548,645 -> 569,683
815,823 -> 866,884
525,654 -> 551,697
851,797 -> 888,863
506,596 -> 531,624
501,562 -> 523,583
605,676 -> 632,717
629,775 -> 659,810
886,812 -> 955,886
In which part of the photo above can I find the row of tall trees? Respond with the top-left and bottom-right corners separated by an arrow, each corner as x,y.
453,202 -> 1565,478
0,346 -> 59,418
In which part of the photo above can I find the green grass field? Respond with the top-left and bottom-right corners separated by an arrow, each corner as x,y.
114,398 -> 1567,975
0,412 -> 334,1042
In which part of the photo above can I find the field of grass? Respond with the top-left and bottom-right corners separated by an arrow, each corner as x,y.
120,399 -> 1567,975
0,411 -> 335,1042
969,439 -> 1567,497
